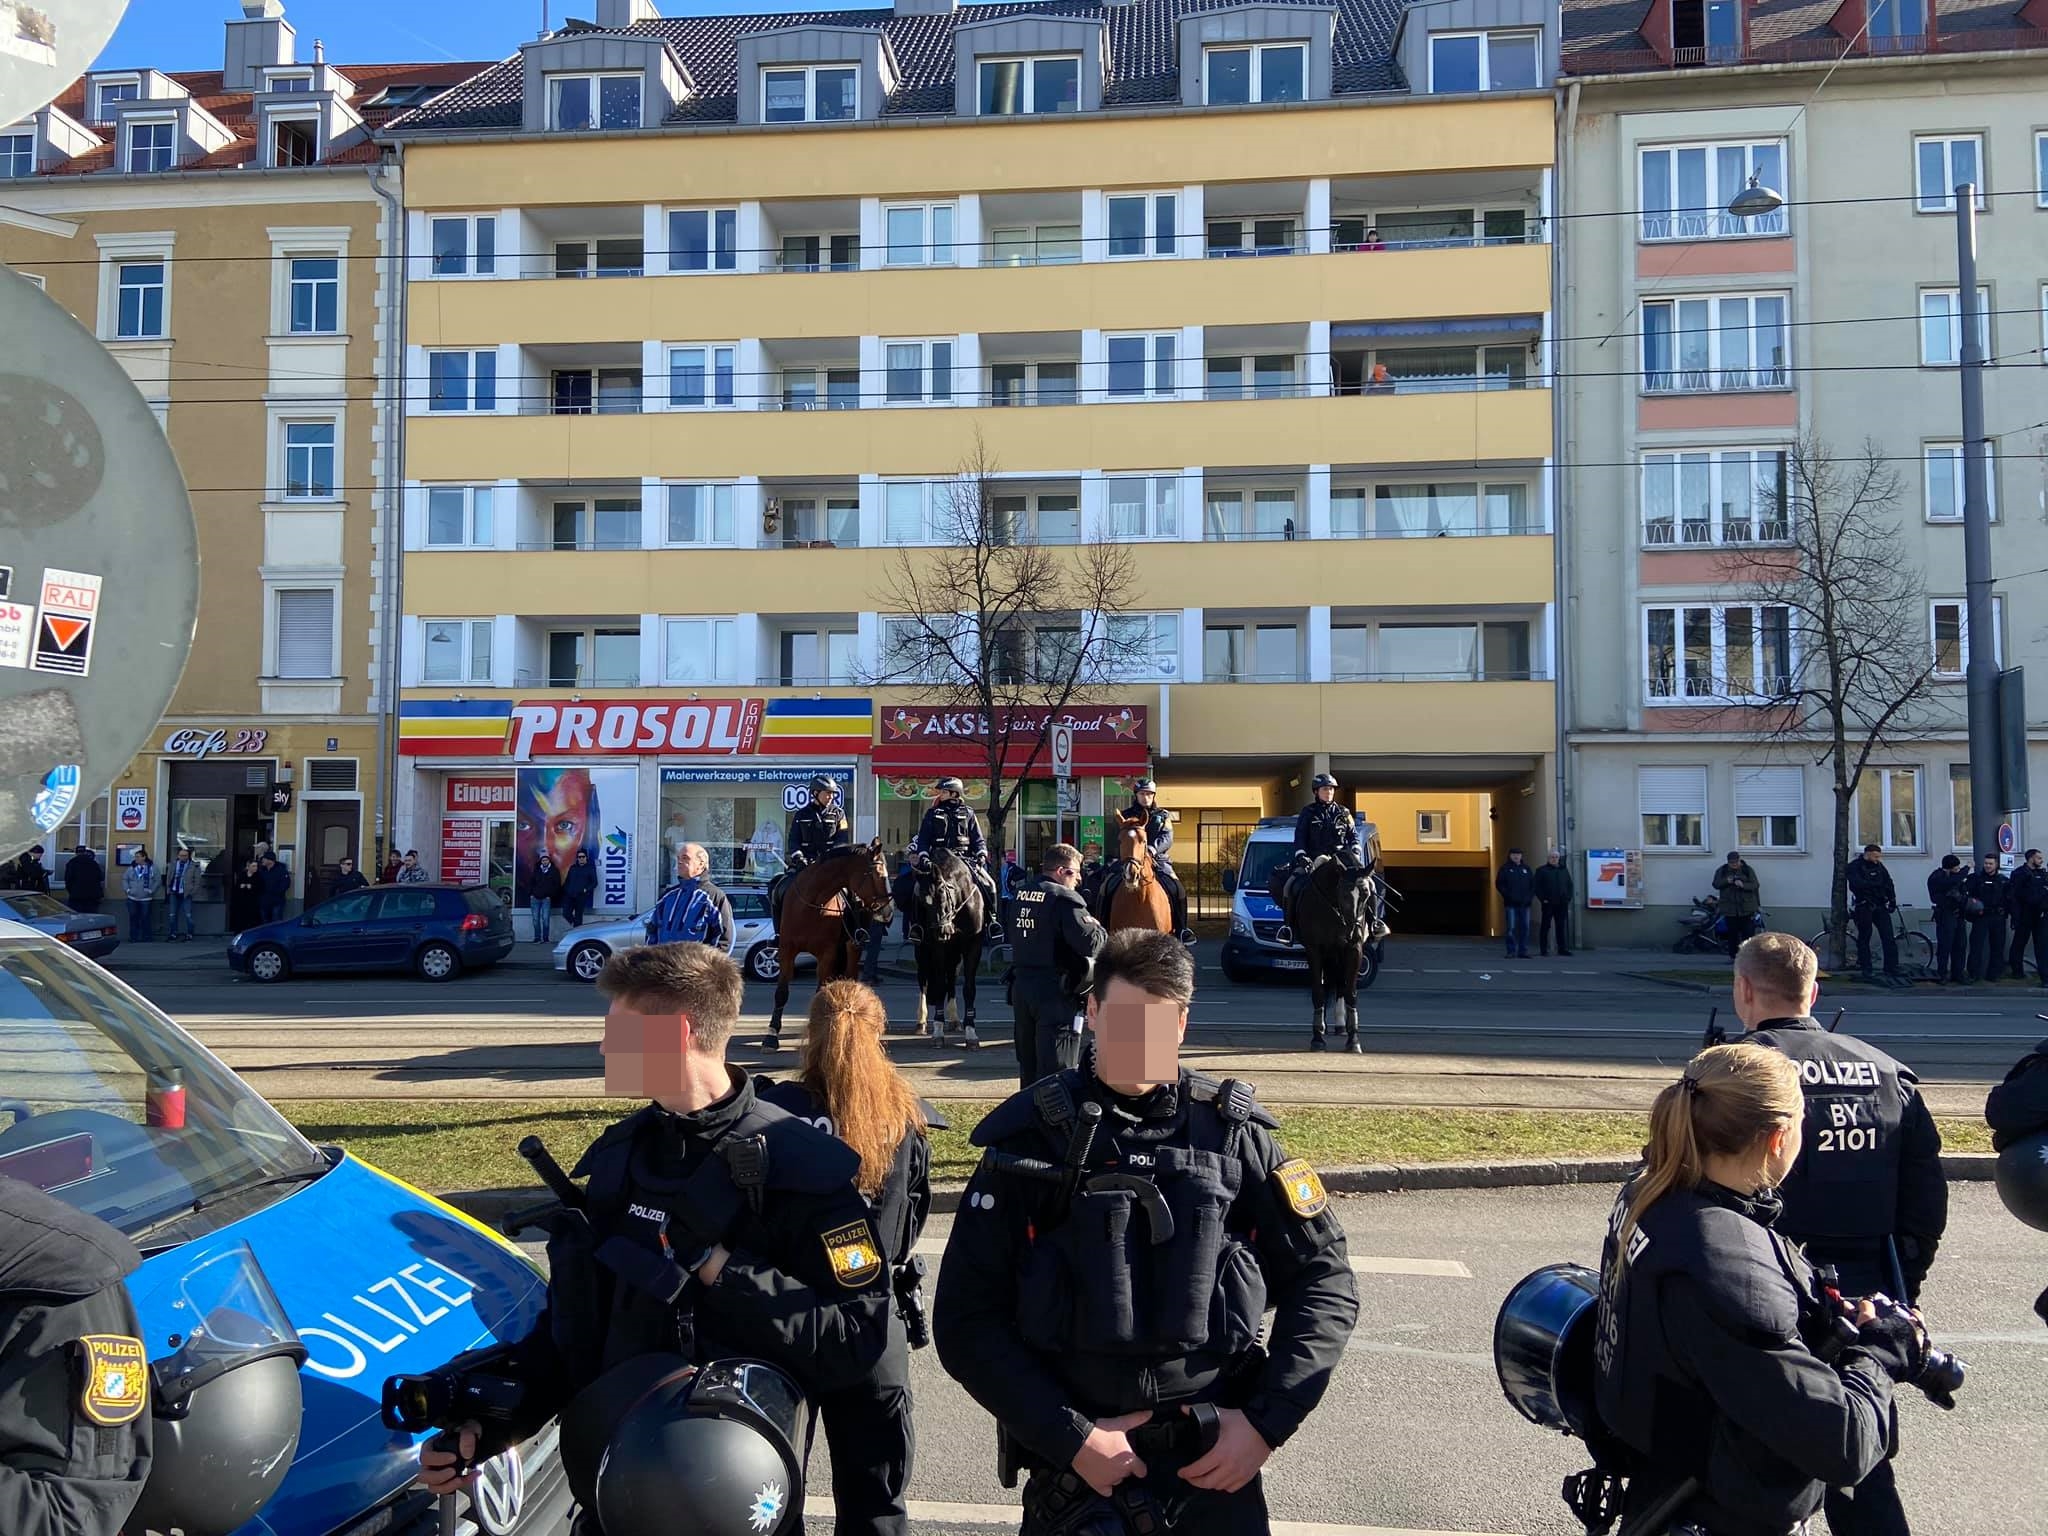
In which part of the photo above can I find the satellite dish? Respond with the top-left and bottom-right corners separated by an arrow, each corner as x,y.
0,0 -> 131,125
0,268 -> 199,860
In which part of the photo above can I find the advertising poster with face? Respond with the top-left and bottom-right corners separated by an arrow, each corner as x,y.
516,766 -> 638,913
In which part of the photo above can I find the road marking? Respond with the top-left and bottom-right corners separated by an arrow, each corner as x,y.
805,1498 -> 1518,1535
910,1237 -> 1468,1278
1423,968 -> 1462,974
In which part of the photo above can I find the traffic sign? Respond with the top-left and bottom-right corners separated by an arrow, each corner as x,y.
1050,724 -> 1074,778
1999,821 -> 2016,854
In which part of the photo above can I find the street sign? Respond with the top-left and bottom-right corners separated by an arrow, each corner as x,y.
1998,821 -> 2016,855
1050,724 -> 1074,778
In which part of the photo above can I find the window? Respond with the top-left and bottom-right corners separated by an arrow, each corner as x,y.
776,628 -> 858,686
551,367 -> 642,416
668,208 -> 738,273
1644,603 -> 1792,702
309,891 -> 377,927
1204,353 -> 1299,401
124,119 -> 174,173
781,367 -> 861,411
1427,31 -> 1540,93
667,483 -> 735,545
989,223 -> 1082,267
422,619 -> 494,684
777,496 -> 859,547
1106,333 -> 1176,398
0,131 -> 32,178
1949,764 -> 1972,849
989,361 -> 1079,407
282,422 -> 335,500
1638,140 -> 1787,239
883,203 -> 954,267
1642,293 -> 1789,391
427,350 -> 497,413
114,261 -> 165,338
1930,596 -> 2002,677
547,628 -> 641,687
668,346 -> 737,409
1914,136 -> 1983,213
1105,475 -> 1179,539
991,492 -> 1080,545
1108,193 -> 1177,258
1867,0 -> 1925,45
978,56 -> 1080,115
762,64 -> 857,123
1203,622 -> 1300,682
880,615 -> 965,683
288,257 -> 339,334
778,232 -> 860,272
1108,613 -> 1180,679
1734,765 -> 1802,849
425,486 -> 495,548
554,237 -> 644,279
1204,217 -> 1299,258
430,215 -> 496,277
1919,288 -> 1990,366
1203,43 -> 1305,105
548,73 -> 641,132
883,481 -> 930,544
93,78 -> 140,118
1855,768 -> 1920,851
274,589 -> 337,679
1924,441 -> 1996,523
550,499 -> 641,552
266,70 -> 314,91
664,618 -> 737,685
1346,481 -> 1531,538
1416,810 -> 1451,843
271,116 -> 318,167
1640,450 -> 1789,545
1639,766 -> 1707,849
1204,488 -> 1297,541
884,339 -> 954,404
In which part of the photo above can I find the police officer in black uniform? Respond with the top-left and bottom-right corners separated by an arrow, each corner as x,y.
418,942 -> 891,1516
909,778 -> 1000,941
1593,1042 -> 1925,1536
1291,773 -> 1361,865
1009,843 -> 1108,1087
0,1175 -> 153,1536
1123,780 -> 1194,945
772,775 -> 854,925
1733,932 -> 1946,1536
936,929 -> 1359,1536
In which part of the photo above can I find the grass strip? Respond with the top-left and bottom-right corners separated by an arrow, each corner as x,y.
282,1098 -> 1994,1194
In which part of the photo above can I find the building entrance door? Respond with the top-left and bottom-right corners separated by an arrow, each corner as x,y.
302,801 -> 361,908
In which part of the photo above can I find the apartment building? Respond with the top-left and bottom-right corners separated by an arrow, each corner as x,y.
0,1 -> 479,924
384,0 -> 1562,934
1557,0 -> 2048,942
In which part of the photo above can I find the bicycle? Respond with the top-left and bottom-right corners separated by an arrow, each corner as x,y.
1807,904 -> 1936,981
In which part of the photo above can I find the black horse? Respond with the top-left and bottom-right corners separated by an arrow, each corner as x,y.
909,849 -> 986,1048
1272,854 -> 1377,1054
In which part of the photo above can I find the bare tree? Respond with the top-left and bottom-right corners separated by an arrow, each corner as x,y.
868,436 -> 1148,862
1709,435 -> 1939,966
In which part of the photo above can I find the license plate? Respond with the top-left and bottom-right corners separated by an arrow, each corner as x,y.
1274,958 -> 1308,971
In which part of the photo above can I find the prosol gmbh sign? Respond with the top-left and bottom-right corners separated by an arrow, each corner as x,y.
506,699 -> 765,758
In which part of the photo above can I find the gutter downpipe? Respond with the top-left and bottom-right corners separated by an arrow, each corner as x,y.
370,154 -> 406,870
1554,79 -> 1580,872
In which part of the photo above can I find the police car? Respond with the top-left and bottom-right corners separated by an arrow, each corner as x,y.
1218,815 -> 1388,986
0,917 -> 570,1536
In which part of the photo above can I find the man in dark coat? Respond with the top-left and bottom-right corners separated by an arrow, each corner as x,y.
1711,851 -> 1762,957
1927,854 -> 1969,984
1846,843 -> 1902,984
62,846 -> 104,914
562,848 -> 599,927
1964,853 -> 2010,983
1532,850 -> 1573,956
257,854 -> 291,924
1495,849 -> 1535,959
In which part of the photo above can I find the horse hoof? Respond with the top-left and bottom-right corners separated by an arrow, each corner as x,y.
758,1033 -> 781,1051
1309,1034 -> 1327,1052
962,1027 -> 980,1049
1179,930 -> 1197,947
1346,1034 -> 1363,1056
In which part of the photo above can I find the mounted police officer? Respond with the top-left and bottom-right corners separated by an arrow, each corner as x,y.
416,942 -> 892,1525
1291,774 -> 1361,866
908,778 -> 1000,942
936,929 -> 1359,1536
772,775 -> 853,926
1009,843 -> 1107,1087
1122,780 -> 1195,945
1734,931 -> 1948,1536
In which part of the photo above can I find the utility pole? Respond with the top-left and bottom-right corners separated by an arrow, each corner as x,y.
1956,183 -> 2001,864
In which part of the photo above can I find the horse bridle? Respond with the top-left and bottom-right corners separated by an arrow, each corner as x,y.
795,857 -> 894,927
1302,858 -> 1371,944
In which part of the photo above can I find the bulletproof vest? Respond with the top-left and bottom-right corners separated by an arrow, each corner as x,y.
792,805 -> 847,861
925,803 -> 976,851
1750,1023 -> 1906,1246
1301,804 -> 1351,854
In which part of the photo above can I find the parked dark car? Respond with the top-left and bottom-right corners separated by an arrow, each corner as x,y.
227,883 -> 514,983
0,889 -> 121,959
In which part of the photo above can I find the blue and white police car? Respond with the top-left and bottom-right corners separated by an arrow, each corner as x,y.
0,917 -> 569,1536
1217,814 -> 1387,986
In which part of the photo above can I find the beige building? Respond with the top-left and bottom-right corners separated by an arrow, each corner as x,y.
1557,0 -> 2048,943
0,2 -> 477,922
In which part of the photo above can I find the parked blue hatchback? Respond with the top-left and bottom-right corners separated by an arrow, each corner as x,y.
228,882 -> 514,983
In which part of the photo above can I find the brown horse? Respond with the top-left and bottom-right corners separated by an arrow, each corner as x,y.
763,839 -> 895,1048
1105,816 -> 1173,933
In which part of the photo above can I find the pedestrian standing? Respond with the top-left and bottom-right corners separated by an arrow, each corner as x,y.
394,849 -> 430,884
2008,848 -> 2048,982
122,853 -> 160,942
1495,847 -> 1534,959
10,845 -> 50,894
561,848 -> 597,927
1846,843 -> 1902,983
1927,855 -> 1968,985
529,855 -> 562,944
380,851 -> 403,884
63,845 -> 104,915
257,854 -> 290,924
228,859 -> 263,934
1532,849 -> 1573,956
163,847 -> 199,941
1712,851 -> 1762,957
329,857 -> 369,897
1964,853 -> 2010,983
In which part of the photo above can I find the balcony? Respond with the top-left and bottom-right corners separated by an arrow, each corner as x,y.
1202,471 -> 1307,543
983,331 -> 1081,408
764,197 -> 862,272
517,343 -> 645,417
763,338 -> 862,413
1330,477 -> 1538,539
764,481 -> 861,548
1204,323 -> 1315,403
514,484 -> 645,551
516,621 -> 644,689
1203,615 -> 1307,683
762,619 -> 861,687
524,204 -> 646,281
983,191 -> 1084,268
1331,323 -> 1538,398
1329,611 -> 1545,684
1205,180 -> 1309,259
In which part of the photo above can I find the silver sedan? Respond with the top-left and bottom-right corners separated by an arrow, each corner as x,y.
0,890 -> 121,960
551,886 -> 788,983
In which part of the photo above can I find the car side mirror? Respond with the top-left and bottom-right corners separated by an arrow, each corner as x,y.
1220,870 -> 1238,895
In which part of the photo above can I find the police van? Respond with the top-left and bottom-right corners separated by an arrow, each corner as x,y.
0,917 -> 569,1536
1218,815 -> 1388,986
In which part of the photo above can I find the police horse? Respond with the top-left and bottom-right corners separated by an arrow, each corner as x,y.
907,848 -> 986,1049
763,840 -> 896,1049
1101,816 -> 1174,934
1272,853 -> 1378,1053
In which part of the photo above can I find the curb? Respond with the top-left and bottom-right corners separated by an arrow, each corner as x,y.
1618,971 -> 1717,995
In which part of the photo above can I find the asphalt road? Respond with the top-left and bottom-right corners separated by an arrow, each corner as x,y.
114,946 -> 2047,1115
507,1184 -> 2047,1536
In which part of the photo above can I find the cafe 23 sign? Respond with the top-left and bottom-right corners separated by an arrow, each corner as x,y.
163,728 -> 270,758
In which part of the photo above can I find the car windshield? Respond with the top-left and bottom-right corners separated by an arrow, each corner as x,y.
0,892 -> 72,921
1239,841 -> 1296,894
0,932 -> 319,1245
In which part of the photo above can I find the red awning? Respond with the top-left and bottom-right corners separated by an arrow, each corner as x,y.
870,738 -> 1150,776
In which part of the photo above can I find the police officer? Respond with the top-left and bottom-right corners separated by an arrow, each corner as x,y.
1926,855 -> 1968,985
417,942 -> 891,1516
1009,843 -> 1107,1087
2009,847 -> 2048,982
1124,780 -> 1194,945
0,1175 -> 153,1536
1846,844 -> 1903,985
1291,773 -> 1361,865
1964,853 -> 2010,983
1593,1042 -> 1925,1536
908,778 -> 1000,941
936,930 -> 1359,1536
772,776 -> 854,925
1734,932 -> 1946,1536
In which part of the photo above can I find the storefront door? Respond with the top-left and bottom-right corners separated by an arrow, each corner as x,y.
487,818 -> 515,907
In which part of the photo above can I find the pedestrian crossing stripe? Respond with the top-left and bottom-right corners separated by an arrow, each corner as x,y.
1274,1158 -> 1329,1218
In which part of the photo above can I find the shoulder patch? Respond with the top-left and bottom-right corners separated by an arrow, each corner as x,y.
78,1334 -> 147,1426
822,1220 -> 884,1288
1272,1158 -> 1329,1218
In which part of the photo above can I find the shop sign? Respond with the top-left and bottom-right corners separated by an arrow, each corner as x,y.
444,776 -> 515,814
114,788 -> 148,833
1584,849 -> 1644,909
163,727 -> 270,758
878,704 -> 1146,745
441,818 -> 485,884
508,699 -> 765,759
660,764 -> 857,815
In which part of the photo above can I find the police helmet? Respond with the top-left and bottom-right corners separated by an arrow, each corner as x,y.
596,1360 -> 808,1536
1132,779 -> 1158,794
1312,773 -> 1339,790
1994,1130 -> 2048,1232
810,775 -> 839,797
1494,1263 -> 1601,1440
935,777 -> 965,794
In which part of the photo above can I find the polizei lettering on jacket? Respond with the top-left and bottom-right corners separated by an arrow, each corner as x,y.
507,698 -> 765,757
1795,1058 -> 1879,1088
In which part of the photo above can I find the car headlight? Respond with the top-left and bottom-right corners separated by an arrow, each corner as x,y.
1229,915 -> 1251,938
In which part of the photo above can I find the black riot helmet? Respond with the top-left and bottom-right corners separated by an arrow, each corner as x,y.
596,1359 -> 808,1536
1995,1130 -> 2048,1232
1311,773 -> 1339,791
127,1242 -> 307,1536
809,775 -> 839,801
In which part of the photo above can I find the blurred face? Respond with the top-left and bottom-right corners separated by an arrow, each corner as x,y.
339,859 -> 353,874
1087,975 -> 1188,1093
402,852 -> 417,869
683,845 -> 709,880
1864,849 -> 1882,862
1136,789 -> 1156,807
601,998 -> 692,1098
1315,785 -> 1336,804
1984,856 -> 2000,875
1046,860 -> 1080,888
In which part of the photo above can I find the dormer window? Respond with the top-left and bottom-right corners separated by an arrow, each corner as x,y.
271,115 -> 319,167
93,77 -> 141,120
548,72 -> 641,132
124,119 -> 175,173
763,65 -> 857,123
1868,0 -> 1926,48
267,70 -> 315,92
1427,30 -> 1540,92
1202,43 -> 1305,106
977,56 -> 1080,115
0,130 -> 32,179
1670,0 -> 1740,62
367,83 -> 438,109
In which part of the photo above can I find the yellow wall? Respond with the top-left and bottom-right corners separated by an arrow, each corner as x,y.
1168,681 -> 1555,756
1361,791 -> 1490,851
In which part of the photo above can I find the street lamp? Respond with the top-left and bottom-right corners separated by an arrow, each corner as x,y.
1725,174 -> 1785,221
